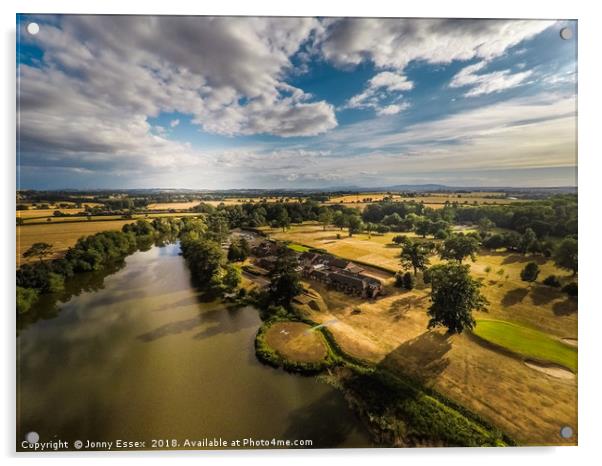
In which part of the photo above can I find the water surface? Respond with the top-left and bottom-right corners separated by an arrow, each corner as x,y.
17,243 -> 371,450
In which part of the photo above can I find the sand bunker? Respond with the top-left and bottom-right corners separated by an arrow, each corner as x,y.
562,338 -> 578,347
524,360 -> 575,380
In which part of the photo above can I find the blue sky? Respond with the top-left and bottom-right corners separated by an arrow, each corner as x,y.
17,16 -> 577,189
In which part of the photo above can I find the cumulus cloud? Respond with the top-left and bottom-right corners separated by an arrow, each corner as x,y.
18,15 -> 338,180
327,18 -> 552,114
316,18 -> 554,70
344,71 -> 413,114
450,61 -> 533,96
376,103 -> 409,116
169,119 -> 180,128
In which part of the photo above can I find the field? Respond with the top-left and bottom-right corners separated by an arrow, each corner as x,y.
147,201 -> 202,210
17,220 -> 135,265
472,320 -> 577,372
264,222 -> 577,445
325,192 -> 525,209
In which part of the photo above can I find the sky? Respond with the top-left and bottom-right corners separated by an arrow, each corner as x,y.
16,15 -> 577,190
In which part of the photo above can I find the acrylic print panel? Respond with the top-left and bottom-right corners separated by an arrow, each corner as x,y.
16,14 -> 577,451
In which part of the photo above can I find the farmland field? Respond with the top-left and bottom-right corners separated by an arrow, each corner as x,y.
147,201 -> 202,210
17,220 -> 135,264
324,192 -> 526,209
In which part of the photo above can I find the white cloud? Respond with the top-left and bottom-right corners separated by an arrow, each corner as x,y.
316,18 -> 555,70
369,71 -> 414,92
327,19 -> 552,113
376,104 -> 409,116
344,71 -> 412,114
169,119 -> 180,128
450,61 -> 533,96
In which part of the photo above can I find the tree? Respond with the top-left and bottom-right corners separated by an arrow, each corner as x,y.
222,264 -> 241,291
268,247 -> 302,308
365,222 -> 376,238
181,238 -> 225,285
275,208 -> 290,232
440,234 -> 479,263
543,275 -> 561,288
206,213 -> 230,243
17,286 -> 38,314
400,240 -> 433,276
477,217 -> 495,235
392,234 -> 409,246
518,228 -> 537,254
227,243 -> 245,262
554,238 -> 577,276
520,262 -> 540,285
347,215 -> 364,237
23,242 -> 53,263
333,211 -> 347,230
427,263 -> 488,334
318,209 -> 333,231
415,219 -> 433,238
562,282 -> 578,297
402,271 -> 415,290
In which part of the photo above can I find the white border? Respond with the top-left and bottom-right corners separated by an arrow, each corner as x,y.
2,1 -> 601,465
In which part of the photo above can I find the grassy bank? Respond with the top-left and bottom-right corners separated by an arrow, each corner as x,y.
255,315 -> 513,447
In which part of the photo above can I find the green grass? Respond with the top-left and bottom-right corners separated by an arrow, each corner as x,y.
473,319 -> 577,372
287,243 -> 311,253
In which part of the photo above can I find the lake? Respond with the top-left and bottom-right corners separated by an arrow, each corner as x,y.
17,242 -> 371,450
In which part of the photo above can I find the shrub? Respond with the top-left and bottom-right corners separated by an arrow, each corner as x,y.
434,229 -> 449,240
394,272 -> 404,288
520,262 -> 540,284
542,275 -> 561,288
562,282 -> 578,297
16,287 -> 38,314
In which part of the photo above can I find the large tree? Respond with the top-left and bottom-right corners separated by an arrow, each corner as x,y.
23,242 -> 53,263
347,215 -> 364,237
333,211 -> 347,230
400,240 -> 433,276
318,209 -> 333,231
269,247 -> 302,308
181,238 -> 225,285
440,234 -> 479,263
427,263 -> 488,334
554,238 -> 578,276
206,213 -> 230,243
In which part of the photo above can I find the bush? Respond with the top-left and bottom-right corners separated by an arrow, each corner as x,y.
394,272 -> 404,288
402,271 -> 415,290
562,282 -> 578,297
542,275 -> 561,288
434,229 -> 449,240
16,287 -> 38,314
520,262 -> 540,284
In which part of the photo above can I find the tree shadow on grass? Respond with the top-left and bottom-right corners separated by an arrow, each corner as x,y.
530,285 -> 559,306
502,254 -> 546,265
387,294 -> 427,322
501,287 -> 529,306
553,297 -> 578,316
378,331 -> 452,384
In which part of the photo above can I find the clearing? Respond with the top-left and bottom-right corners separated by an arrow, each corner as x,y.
264,321 -> 329,363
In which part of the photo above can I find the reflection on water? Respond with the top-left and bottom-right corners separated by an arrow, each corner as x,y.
17,243 -> 371,450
